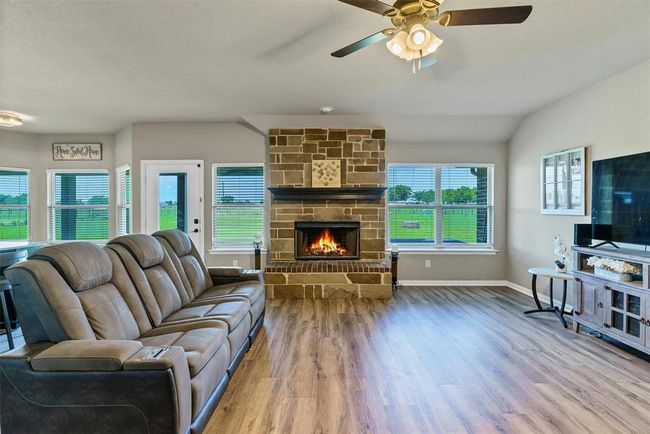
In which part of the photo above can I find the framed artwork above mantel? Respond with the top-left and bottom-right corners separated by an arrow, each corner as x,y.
540,146 -> 586,215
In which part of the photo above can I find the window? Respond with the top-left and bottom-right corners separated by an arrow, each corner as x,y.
47,170 -> 110,241
388,164 -> 494,248
212,164 -> 264,249
116,165 -> 131,236
0,168 -> 29,242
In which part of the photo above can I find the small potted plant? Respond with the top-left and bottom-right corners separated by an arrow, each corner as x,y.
586,256 -> 641,282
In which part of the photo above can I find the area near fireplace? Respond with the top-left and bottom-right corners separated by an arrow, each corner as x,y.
264,128 -> 392,299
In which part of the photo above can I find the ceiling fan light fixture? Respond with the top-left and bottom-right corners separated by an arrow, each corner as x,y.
386,30 -> 407,57
425,32 -> 443,54
0,112 -> 23,128
406,24 -> 431,50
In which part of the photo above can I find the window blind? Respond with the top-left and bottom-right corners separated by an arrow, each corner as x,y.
440,166 -> 493,245
116,166 -> 131,236
0,169 -> 29,241
212,165 -> 264,248
388,166 -> 436,243
48,171 -> 109,241
388,165 -> 493,247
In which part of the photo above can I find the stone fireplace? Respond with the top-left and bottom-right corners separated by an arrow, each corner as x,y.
294,221 -> 360,260
264,128 -> 392,299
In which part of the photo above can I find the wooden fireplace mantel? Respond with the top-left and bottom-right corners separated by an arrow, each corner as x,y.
268,187 -> 387,201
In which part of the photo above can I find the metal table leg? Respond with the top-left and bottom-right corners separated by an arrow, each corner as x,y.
0,290 -> 14,350
554,280 -> 570,328
524,273 -> 555,315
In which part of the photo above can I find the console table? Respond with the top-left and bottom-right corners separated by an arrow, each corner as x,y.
572,246 -> 650,355
525,267 -> 573,328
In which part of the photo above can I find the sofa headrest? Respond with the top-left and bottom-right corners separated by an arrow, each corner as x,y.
153,229 -> 192,257
30,243 -> 112,292
109,234 -> 164,269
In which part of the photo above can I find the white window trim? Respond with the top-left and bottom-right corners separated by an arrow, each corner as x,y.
386,163 -> 495,252
0,167 -> 31,244
46,169 -> 110,242
211,163 -> 265,250
115,164 -> 132,236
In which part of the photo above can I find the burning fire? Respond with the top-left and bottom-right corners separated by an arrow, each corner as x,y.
306,228 -> 349,256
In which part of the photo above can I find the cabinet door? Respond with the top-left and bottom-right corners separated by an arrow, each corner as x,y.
604,283 -> 645,346
574,276 -> 604,326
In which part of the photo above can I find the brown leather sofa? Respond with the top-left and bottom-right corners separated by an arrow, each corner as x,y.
0,230 -> 265,434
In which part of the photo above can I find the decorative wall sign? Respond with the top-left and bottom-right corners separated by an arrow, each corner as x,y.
312,160 -> 341,188
52,143 -> 102,161
540,147 -> 585,215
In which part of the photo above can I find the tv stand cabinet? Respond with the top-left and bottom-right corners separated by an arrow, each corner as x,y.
572,246 -> 650,355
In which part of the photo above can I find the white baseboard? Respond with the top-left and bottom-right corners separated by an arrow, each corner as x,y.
401,280 -> 510,287
399,279 -> 574,311
505,280 -> 574,311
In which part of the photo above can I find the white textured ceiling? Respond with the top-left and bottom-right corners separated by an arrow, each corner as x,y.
0,0 -> 648,136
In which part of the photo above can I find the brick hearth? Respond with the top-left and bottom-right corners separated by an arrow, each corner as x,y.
265,128 -> 392,299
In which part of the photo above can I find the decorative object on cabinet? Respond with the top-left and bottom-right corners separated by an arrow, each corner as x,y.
540,147 -> 585,215
586,256 -> 640,282
573,245 -> 650,355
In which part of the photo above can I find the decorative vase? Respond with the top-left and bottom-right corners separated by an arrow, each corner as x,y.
594,267 -> 632,282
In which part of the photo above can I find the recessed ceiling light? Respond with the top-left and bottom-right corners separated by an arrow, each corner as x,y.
0,112 -> 23,127
320,106 -> 335,114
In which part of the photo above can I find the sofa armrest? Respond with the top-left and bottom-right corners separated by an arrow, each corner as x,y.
31,340 -> 143,371
208,266 -> 262,284
1,342 -> 192,434
208,266 -> 243,277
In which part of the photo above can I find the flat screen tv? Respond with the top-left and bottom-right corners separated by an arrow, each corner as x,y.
592,151 -> 650,246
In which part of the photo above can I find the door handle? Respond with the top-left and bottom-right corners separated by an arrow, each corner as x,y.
192,229 -> 199,233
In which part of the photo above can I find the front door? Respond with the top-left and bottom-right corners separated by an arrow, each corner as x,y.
141,160 -> 204,255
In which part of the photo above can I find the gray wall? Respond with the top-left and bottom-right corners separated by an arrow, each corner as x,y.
0,130 -> 116,241
386,142 -> 508,281
129,122 -> 266,267
2,60 -> 646,284
507,60 -> 650,302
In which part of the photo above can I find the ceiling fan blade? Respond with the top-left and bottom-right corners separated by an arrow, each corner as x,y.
420,56 -> 438,69
331,30 -> 392,58
338,0 -> 397,16
438,5 -> 532,26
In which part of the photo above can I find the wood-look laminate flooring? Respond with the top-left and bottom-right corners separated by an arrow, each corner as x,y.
206,286 -> 650,433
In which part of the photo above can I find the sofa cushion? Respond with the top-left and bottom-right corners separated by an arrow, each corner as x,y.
77,283 -> 141,340
138,321 -> 228,376
110,234 -> 164,269
163,299 -> 249,332
30,243 -> 112,292
196,281 -> 264,305
155,229 -> 192,257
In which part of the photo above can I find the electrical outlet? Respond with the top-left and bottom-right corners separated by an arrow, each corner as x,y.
232,259 -> 239,267
425,259 -> 431,268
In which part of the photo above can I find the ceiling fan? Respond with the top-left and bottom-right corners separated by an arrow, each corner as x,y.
331,0 -> 533,72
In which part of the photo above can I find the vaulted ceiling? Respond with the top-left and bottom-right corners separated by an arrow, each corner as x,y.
0,0 -> 648,137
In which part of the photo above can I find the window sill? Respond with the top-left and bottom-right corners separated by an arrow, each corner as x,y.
209,248 -> 268,255
385,247 -> 499,255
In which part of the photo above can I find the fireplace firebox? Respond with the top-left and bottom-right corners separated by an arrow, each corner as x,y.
294,221 -> 360,260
